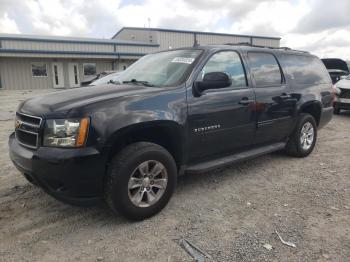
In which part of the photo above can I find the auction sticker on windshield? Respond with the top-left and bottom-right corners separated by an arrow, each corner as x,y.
171,57 -> 195,64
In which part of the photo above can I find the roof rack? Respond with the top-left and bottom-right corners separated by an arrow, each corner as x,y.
223,42 -> 309,53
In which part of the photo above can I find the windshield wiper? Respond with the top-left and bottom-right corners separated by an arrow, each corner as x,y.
107,79 -> 121,85
122,79 -> 155,87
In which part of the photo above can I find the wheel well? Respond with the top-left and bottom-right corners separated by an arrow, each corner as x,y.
107,123 -> 184,170
300,103 -> 321,126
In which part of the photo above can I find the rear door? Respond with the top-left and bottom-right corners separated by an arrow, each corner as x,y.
187,50 -> 256,162
246,52 -> 296,145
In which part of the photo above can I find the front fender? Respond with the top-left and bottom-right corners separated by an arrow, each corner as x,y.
85,87 -> 187,148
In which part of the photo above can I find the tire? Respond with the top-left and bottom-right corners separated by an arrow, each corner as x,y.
285,114 -> 317,158
334,107 -> 341,115
105,142 -> 177,220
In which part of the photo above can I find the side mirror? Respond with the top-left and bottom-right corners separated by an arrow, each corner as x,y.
194,72 -> 232,95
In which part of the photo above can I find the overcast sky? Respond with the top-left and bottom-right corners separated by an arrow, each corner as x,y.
0,0 -> 349,59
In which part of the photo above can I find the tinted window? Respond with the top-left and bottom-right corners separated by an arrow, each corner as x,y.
248,52 -> 282,87
280,55 -> 331,85
197,51 -> 247,88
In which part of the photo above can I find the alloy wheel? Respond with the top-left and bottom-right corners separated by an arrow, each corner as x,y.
300,122 -> 314,151
128,160 -> 168,208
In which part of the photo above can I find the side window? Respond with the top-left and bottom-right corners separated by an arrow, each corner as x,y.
248,52 -> 282,87
197,51 -> 247,88
279,55 -> 331,85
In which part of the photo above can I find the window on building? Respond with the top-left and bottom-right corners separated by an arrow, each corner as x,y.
53,65 -> 59,85
197,51 -> 247,88
248,52 -> 283,87
74,65 -> 79,85
83,63 -> 96,76
31,63 -> 47,77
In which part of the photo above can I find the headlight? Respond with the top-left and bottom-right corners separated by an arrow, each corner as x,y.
43,118 -> 89,147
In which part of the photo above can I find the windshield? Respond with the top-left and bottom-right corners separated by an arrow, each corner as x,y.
90,72 -> 121,86
117,49 -> 202,87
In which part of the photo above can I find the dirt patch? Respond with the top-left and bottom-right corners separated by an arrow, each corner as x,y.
0,90 -> 349,262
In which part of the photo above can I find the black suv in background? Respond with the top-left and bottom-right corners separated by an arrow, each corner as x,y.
9,45 -> 333,220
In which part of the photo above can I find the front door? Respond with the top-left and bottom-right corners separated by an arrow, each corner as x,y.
246,52 -> 296,145
68,63 -> 80,87
52,62 -> 64,88
187,50 -> 256,162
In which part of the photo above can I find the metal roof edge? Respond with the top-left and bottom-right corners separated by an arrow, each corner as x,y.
0,34 -> 159,47
0,48 -> 147,57
113,27 -> 281,40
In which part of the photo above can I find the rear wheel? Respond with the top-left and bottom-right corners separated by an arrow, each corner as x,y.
105,142 -> 177,220
285,114 -> 317,157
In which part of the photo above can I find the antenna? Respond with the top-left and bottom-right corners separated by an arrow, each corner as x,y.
148,18 -> 151,28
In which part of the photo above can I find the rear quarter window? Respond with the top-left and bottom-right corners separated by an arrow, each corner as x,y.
279,55 -> 331,85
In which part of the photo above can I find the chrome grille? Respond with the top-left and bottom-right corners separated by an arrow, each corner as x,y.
15,112 -> 42,149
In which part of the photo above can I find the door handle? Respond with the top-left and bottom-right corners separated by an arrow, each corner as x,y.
239,98 -> 254,105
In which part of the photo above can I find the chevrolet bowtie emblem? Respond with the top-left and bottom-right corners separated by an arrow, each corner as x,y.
15,119 -> 21,129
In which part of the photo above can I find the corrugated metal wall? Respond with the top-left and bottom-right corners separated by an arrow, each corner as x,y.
252,38 -> 280,48
0,52 -> 118,59
115,28 -> 281,49
0,29 -> 280,90
116,44 -> 158,54
196,34 -> 251,45
0,58 -> 52,90
1,40 -> 115,53
0,38 -> 156,59
158,32 -> 194,50
114,29 -> 158,44
0,58 -> 113,90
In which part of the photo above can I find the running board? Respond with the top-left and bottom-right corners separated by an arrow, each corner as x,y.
185,142 -> 286,174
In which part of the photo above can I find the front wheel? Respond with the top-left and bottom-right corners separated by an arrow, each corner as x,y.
285,114 -> 317,157
105,142 -> 177,220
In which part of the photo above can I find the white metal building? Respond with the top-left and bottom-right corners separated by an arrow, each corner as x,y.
0,27 -> 280,90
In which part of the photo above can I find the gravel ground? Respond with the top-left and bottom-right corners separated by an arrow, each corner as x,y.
0,89 -> 349,262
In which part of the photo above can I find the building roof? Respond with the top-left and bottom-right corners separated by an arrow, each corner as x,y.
0,33 -> 159,47
112,27 -> 281,40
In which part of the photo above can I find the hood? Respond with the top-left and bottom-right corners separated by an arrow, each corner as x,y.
322,58 -> 349,73
336,77 -> 350,90
19,84 -> 158,117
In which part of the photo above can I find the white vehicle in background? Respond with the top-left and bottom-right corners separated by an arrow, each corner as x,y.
334,74 -> 350,114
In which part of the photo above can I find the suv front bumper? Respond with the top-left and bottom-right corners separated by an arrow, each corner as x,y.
334,100 -> 350,111
8,132 -> 106,206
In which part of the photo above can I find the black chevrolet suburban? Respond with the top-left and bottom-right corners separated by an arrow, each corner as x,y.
9,45 -> 334,220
